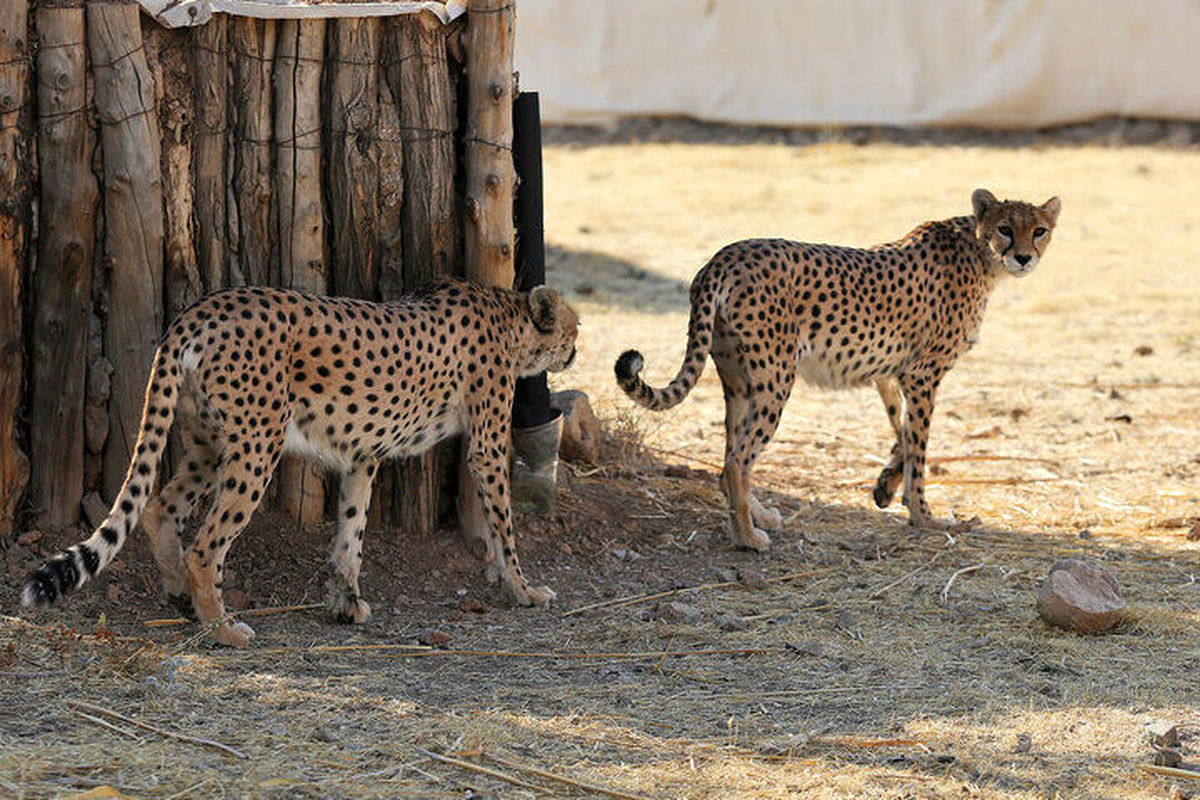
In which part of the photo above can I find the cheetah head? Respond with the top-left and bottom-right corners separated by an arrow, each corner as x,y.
519,286 -> 580,376
972,189 -> 1062,277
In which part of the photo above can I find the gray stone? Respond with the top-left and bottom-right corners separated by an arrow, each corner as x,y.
1036,558 -> 1127,633
550,389 -> 602,464
714,613 -> 748,631
660,601 -> 702,623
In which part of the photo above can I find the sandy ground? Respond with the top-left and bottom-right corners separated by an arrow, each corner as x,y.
2,122 -> 1199,799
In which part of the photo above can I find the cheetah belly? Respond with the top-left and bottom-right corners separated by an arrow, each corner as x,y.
284,419 -> 354,472
794,341 -> 875,390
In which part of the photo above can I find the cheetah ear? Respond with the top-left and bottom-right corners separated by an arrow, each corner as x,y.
1040,196 -> 1062,225
528,286 -> 561,333
972,188 -> 998,221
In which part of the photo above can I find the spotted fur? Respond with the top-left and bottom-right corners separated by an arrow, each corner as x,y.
617,189 -> 1061,548
24,280 -> 578,646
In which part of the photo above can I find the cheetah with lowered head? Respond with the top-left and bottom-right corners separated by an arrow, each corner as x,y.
616,189 -> 1060,550
23,280 -> 578,646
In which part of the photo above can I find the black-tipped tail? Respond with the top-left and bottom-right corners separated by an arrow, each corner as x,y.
614,350 -> 644,384
21,544 -> 100,607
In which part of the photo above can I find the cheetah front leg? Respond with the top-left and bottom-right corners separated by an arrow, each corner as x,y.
465,398 -> 555,607
326,460 -> 375,624
897,368 -> 952,530
872,377 -> 906,509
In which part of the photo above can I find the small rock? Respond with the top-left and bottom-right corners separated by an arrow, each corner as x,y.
1134,345 -> 1154,356
550,389 -> 602,464
82,492 -> 108,529
713,613 -> 748,631
659,601 -> 702,623
835,610 -> 858,631
713,566 -> 738,583
16,530 -> 42,547
1013,732 -> 1032,753
457,598 -> 489,614
1154,748 -> 1183,767
419,629 -> 452,648
786,640 -> 823,657
612,547 -> 640,561
559,542 -> 573,556
1036,558 -> 1127,633
313,725 -> 341,743
455,587 -> 468,597
1148,720 -> 1180,748
223,589 -> 250,611
106,584 -> 121,604
737,567 -> 766,589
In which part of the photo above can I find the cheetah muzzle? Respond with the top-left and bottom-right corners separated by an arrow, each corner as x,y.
22,280 -> 579,646
616,188 -> 1061,545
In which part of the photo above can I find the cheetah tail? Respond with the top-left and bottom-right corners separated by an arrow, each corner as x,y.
614,287 -> 716,412
22,343 -> 181,607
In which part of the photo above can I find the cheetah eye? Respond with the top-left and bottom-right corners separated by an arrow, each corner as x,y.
998,225 -> 1013,238
1033,226 -> 1047,238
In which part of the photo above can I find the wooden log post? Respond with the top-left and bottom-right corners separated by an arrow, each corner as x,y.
324,18 -> 380,300
380,12 -> 460,537
89,1 -> 166,502
150,27 -> 203,322
230,17 -> 275,288
192,13 -> 228,293
274,18 -> 327,523
463,0 -> 516,288
0,0 -> 30,535
458,1 -> 517,542
30,5 -> 99,527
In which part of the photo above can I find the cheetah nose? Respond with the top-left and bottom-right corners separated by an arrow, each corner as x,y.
1014,253 -> 1032,266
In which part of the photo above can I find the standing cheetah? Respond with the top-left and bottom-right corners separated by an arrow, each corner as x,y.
23,280 -> 578,646
616,189 -> 1061,550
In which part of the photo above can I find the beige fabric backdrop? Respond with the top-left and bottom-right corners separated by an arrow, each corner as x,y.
515,0 -> 1199,128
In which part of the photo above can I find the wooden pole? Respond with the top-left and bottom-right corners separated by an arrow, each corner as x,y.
324,18 -> 380,300
230,17 -> 276,287
89,1 -> 165,503
274,18 -> 327,523
380,12 -> 459,536
30,5 -> 99,527
462,0 -> 516,288
151,27 -> 203,322
192,13 -> 228,293
0,0 -> 30,535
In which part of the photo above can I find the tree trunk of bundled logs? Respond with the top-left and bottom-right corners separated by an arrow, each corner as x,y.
463,0 -> 516,288
325,18 -> 380,300
192,14 -> 227,294
30,6 -> 98,527
89,1 -> 165,503
274,18 -> 327,523
230,17 -> 275,288
0,0 -> 30,535
381,13 -> 460,538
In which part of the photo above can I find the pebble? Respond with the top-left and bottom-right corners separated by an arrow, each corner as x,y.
659,601 -> 702,623
1036,558 -> 1127,633
713,613 -> 748,631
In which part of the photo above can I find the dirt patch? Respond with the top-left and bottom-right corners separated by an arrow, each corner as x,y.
3,123 -> 1200,798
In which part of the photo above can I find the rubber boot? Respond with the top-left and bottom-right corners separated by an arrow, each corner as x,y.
511,410 -> 563,514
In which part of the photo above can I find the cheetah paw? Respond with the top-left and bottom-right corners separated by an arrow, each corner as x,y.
737,526 -> 772,553
212,621 -> 256,648
512,583 -> 557,608
750,503 -> 783,531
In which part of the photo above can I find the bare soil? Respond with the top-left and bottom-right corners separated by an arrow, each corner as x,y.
2,119 -> 1199,799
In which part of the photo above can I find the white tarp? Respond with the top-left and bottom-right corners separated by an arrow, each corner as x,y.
514,0 -> 1200,128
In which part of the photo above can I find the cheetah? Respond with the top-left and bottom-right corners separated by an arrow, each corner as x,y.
616,189 -> 1061,550
23,280 -> 578,646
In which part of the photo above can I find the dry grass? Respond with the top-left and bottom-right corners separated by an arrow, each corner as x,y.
2,122 -> 1199,798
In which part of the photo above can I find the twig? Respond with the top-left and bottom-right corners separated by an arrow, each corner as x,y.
869,551 -> 943,599
380,647 -> 771,661
939,561 -> 987,604
412,747 -> 552,793
70,701 -> 247,759
703,683 -> 933,700
244,643 -> 434,656
1138,763 -> 1200,781
487,752 -> 654,800
75,710 -> 141,740
564,567 -> 835,617
144,602 -> 324,628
